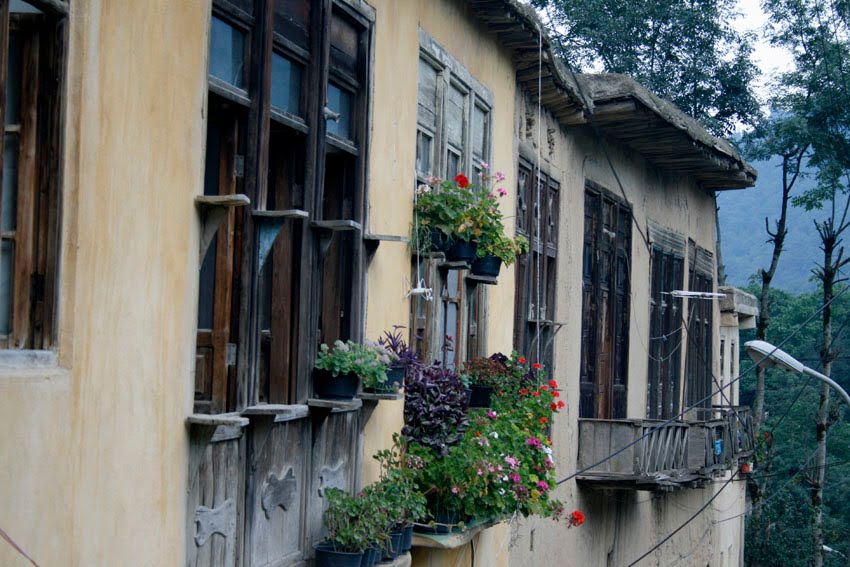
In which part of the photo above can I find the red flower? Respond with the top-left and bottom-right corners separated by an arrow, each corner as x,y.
539,417 -> 548,424
454,173 -> 470,188
551,403 -> 558,411
552,391 -> 560,398
540,385 -> 549,391
520,388 -> 528,396
570,510 -> 585,526
531,391 -> 540,397
549,379 -> 558,389
475,431 -> 481,437
557,400 -> 565,408
533,363 -> 542,370
518,357 -> 527,364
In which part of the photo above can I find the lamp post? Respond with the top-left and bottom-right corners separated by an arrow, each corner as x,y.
744,340 -> 850,409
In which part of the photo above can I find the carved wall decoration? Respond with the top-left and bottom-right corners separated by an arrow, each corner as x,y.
261,468 -> 297,519
195,498 -> 236,547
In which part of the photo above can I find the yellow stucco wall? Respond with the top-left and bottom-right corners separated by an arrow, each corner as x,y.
0,0 -> 208,565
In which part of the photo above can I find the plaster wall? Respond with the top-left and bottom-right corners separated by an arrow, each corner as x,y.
360,1 -> 516,564
507,89 -> 745,566
0,0 -> 208,565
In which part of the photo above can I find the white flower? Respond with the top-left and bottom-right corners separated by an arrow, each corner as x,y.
489,432 -> 499,439
543,446 -> 553,456
498,488 -> 506,496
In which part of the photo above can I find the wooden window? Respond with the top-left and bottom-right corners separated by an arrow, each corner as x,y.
410,33 -> 492,367
579,183 -> 631,419
684,241 -> 714,418
513,159 -> 559,368
646,243 -> 684,420
0,0 -> 65,350
195,0 -> 372,413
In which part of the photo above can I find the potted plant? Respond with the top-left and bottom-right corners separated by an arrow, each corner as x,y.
377,326 -> 419,390
317,488 -> 387,567
472,233 -> 529,277
461,355 -> 512,408
412,169 -> 510,262
314,340 -> 390,399
402,362 -> 469,457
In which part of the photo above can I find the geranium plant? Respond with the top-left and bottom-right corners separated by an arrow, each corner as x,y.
476,232 -> 529,266
314,339 -> 390,389
412,168 -> 514,251
322,487 -> 387,553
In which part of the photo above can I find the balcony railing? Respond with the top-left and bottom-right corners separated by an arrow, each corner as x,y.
576,405 -> 753,491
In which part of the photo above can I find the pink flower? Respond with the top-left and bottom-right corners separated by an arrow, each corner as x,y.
526,437 -> 542,449
486,410 -> 498,420
504,456 -> 519,470
495,171 -> 506,182
537,481 -> 549,492
488,193 -> 496,199
451,486 -> 459,494
509,473 -> 522,483
497,187 -> 507,197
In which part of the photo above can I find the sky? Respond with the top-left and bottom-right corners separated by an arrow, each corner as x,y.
734,0 -> 795,98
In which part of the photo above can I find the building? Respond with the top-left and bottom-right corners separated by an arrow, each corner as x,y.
0,0 -> 757,565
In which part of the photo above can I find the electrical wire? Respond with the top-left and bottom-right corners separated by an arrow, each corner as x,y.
626,472 -> 738,566
555,283 -> 850,486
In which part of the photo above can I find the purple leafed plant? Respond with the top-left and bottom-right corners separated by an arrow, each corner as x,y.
402,362 -> 469,457
378,326 -> 419,368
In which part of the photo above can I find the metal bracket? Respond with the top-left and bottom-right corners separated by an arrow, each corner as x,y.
311,219 -> 363,259
253,209 -> 309,272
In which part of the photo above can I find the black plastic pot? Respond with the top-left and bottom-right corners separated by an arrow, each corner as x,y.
470,255 -> 502,277
468,384 -> 493,408
315,543 -> 364,567
313,369 -> 359,400
429,228 -> 452,252
385,366 -> 405,390
446,240 -> 478,262
381,531 -> 404,561
400,524 -> 414,553
359,546 -> 376,567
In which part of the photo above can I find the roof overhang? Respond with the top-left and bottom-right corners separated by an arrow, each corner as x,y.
574,74 -> 757,191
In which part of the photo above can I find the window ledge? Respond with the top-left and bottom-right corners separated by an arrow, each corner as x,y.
307,397 -> 363,412
186,413 -> 249,428
358,391 -> 403,401
466,274 -> 497,286
0,349 -> 58,369
242,404 -> 310,422
411,518 -> 501,550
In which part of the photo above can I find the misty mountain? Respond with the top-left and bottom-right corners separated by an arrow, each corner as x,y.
717,155 -> 824,293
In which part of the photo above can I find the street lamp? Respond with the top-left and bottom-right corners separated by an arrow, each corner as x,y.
744,340 -> 850,409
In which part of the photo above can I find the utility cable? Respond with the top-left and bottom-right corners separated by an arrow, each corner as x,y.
555,283 -> 850,486
626,472 -> 738,566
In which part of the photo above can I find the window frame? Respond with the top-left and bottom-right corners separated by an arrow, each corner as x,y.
410,31 -> 492,368
0,1 -> 67,351
195,0 -> 374,413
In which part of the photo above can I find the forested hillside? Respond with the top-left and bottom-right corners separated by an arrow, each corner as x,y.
718,156 -> 821,293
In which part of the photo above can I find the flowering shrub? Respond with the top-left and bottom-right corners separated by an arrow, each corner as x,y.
405,353 -> 583,528
314,339 -> 390,389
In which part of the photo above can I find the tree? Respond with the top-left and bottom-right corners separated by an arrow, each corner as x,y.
758,0 -> 850,563
533,0 -> 762,136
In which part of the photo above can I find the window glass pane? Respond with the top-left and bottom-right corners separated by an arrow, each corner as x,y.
417,58 -> 438,130
446,148 -> 461,179
271,53 -> 303,115
2,135 -> 19,231
10,0 -> 41,14
330,10 -> 359,76
445,85 -> 466,148
274,0 -> 310,48
5,33 -> 23,125
209,16 -> 246,89
326,83 -> 352,140
416,130 -> 432,176
0,240 -> 13,334
197,241 -> 216,329
472,104 -> 488,162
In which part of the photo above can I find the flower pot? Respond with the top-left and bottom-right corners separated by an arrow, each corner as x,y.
470,255 -> 502,277
313,369 -> 359,400
380,530 -> 404,561
385,365 -> 405,391
464,388 -> 473,406
468,384 -> 493,408
359,546 -> 377,567
315,543 -> 364,567
446,240 -> 478,262
400,523 -> 414,553
429,228 -> 452,253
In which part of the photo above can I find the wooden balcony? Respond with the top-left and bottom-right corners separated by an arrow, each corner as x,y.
576,406 -> 753,491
